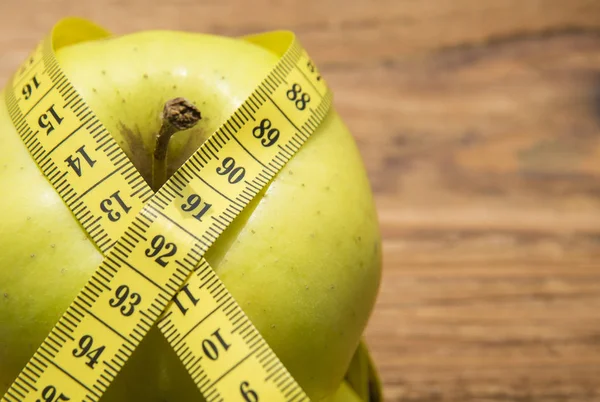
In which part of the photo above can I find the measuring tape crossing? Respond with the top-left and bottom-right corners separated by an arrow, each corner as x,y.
2,17 -> 331,402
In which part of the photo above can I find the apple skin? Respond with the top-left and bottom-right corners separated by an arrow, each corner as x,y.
330,382 -> 364,402
0,31 -> 381,401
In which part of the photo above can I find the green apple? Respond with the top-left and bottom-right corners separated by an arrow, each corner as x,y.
0,28 -> 381,401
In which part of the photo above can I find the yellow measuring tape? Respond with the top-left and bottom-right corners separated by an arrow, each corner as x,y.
2,17 -> 331,402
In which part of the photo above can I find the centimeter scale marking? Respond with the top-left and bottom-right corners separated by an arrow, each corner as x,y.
2,17 -> 330,402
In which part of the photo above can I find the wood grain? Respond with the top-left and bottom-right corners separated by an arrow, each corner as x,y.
1,1 -> 599,401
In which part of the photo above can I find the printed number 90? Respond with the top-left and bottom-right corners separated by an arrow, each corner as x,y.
216,157 -> 245,184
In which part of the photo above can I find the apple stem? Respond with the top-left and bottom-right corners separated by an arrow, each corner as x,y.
152,97 -> 201,191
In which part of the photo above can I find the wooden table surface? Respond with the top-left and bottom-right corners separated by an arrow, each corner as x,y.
1,1 -> 599,401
